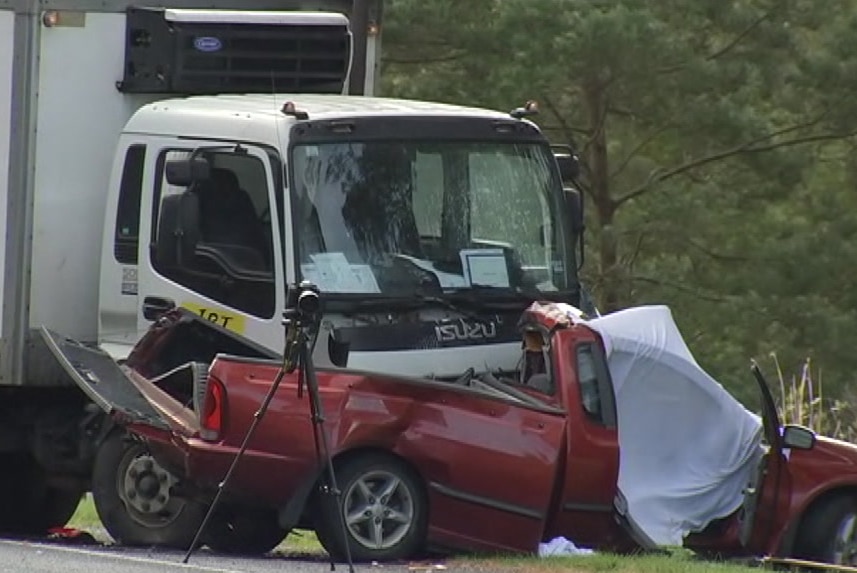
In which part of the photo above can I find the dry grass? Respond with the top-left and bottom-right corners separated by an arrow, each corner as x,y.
768,353 -> 857,442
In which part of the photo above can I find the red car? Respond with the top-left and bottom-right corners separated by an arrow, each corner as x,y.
45,303 -> 857,567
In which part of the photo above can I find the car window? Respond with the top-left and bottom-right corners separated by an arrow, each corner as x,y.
576,342 -> 617,428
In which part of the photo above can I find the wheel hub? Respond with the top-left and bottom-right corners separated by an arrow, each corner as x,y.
344,470 -> 414,550
122,454 -> 175,515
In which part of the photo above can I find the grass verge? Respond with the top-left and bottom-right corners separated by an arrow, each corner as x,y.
451,550 -> 761,573
68,497 -> 762,572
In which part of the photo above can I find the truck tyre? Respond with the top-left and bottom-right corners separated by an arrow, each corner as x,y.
794,493 -> 857,565
203,505 -> 289,555
92,431 -> 207,549
315,453 -> 427,562
0,453 -> 82,535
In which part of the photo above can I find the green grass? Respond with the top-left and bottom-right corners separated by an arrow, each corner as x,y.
67,494 -> 101,529
68,494 -> 325,553
67,497 -> 761,572
452,551 -> 762,573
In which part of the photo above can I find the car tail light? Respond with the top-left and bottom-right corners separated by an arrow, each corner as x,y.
200,377 -> 226,441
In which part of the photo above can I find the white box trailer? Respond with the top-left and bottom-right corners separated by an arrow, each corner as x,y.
0,0 -> 383,536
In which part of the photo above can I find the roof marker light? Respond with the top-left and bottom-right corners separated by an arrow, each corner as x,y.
42,11 -> 59,27
510,100 -> 540,119
281,101 -> 309,120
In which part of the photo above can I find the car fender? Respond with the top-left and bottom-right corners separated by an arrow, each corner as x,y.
769,478 -> 857,556
278,466 -> 324,531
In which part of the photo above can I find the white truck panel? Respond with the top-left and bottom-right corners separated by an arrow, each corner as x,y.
164,9 -> 349,25
0,11 -> 14,335
30,12 -> 156,341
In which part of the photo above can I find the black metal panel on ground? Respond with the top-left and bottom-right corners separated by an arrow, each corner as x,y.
118,6 -> 352,95
38,327 -> 169,430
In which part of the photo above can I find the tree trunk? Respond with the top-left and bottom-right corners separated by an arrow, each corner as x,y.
583,83 -> 622,312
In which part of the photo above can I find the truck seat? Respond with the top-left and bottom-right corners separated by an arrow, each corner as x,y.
193,168 -> 270,271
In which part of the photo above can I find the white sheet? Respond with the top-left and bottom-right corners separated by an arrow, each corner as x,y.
584,305 -> 763,546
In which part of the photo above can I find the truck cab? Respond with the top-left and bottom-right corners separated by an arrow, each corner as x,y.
104,95 -> 584,378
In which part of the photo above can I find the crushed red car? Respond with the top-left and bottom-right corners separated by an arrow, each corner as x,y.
44,302 -> 857,566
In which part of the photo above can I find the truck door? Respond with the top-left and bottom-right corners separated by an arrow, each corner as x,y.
137,140 -> 288,352
546,331 -> 627,549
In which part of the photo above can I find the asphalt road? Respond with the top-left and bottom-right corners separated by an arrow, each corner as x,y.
0,539 -> 438,573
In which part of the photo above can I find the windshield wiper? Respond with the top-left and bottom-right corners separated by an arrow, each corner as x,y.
445,286 -> 541,309
336,292 -> 492,323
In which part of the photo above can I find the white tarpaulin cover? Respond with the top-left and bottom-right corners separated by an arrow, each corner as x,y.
583,305 -> 764,546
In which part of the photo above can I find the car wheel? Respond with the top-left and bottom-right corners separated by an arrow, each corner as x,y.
92,431 -> 207,549
315,453 -> 427,562
795,494 -> 857,565
204,505 -> 289,555
0,453 -> 82,535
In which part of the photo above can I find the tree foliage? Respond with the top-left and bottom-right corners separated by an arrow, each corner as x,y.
380,0 -> 857,402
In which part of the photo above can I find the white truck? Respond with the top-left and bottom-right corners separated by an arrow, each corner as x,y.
0,0 -> 586,550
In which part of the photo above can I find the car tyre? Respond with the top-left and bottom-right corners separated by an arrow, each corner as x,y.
204,505 -> 290,555
0,453 -> 82,535
794,494 -> 857,565
315,453 -> 427,562
92,431 -> 207,549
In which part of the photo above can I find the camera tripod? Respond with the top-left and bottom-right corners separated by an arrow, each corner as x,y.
182,281 -> 354,573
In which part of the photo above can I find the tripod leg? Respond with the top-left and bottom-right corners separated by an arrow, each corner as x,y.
302,343 -> 355,573
181,363 -> 291,564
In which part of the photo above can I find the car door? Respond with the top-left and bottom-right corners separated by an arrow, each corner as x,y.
410,386 -> 567,554
136,139 -> 288,353
738,361 -> 790,552
546,330 -> 629,549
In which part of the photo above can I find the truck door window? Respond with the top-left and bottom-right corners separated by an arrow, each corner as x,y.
151,149 -> 275,319
576,343 -> 618,428
114,144 -> 146,264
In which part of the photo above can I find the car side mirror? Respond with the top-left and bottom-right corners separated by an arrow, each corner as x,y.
165,156 -> 211,187
782,425 -> 816,450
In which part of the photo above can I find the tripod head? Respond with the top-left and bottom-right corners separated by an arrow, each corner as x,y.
282,280 -> 322,373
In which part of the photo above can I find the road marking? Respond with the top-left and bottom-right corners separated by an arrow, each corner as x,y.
0,539 -> 248,573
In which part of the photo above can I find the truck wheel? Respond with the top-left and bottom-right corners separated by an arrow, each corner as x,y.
204,505 -> 289,555
315,453 -> 427,562
0,453 -> 82,535
794,494 -> 857,565
92,431 -> 206,549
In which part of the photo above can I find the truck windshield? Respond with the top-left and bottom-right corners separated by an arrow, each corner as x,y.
291,140 -> 577,298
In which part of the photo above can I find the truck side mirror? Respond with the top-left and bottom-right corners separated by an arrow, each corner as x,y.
552,147 -> 580,185
165,156 -> 211,187
555,153 -> 580,183
565,187 -> 584,233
